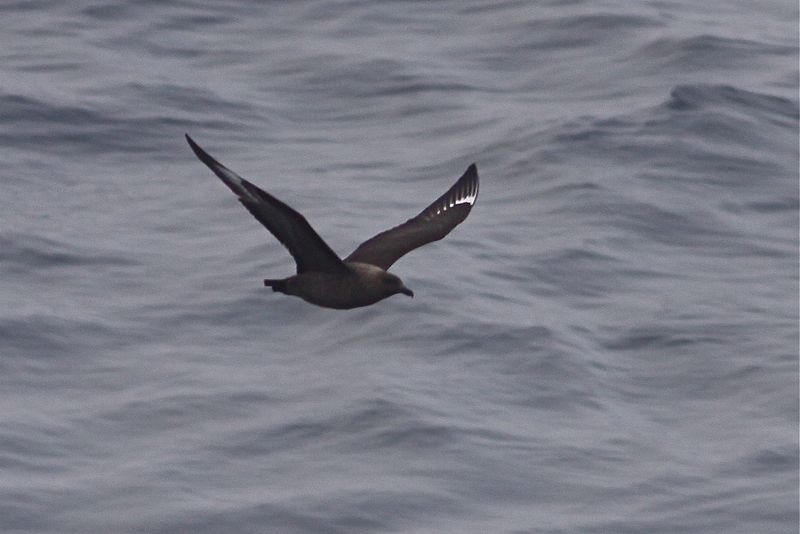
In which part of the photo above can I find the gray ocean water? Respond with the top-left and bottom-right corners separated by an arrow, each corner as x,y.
1,2 -> 798,533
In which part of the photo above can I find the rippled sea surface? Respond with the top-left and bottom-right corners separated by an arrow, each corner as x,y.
2,2 -> 798,533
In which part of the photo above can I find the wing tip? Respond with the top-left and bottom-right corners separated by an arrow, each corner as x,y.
185,133 -> 252,200
463,163 -> 479,186
185,133 -> 200,153
461,162 -> 479,204
185,133 -> 216,167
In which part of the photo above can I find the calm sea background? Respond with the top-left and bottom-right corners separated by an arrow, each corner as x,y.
1,1 -> 798,533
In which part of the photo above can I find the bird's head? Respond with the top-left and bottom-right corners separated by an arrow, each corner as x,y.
381,272 -> 414,298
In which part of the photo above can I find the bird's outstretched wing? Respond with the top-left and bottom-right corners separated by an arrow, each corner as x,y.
345,164 -> 479,270
186,135 -> 348,275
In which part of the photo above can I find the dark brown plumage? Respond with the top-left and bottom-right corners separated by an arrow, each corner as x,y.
186,134 -> 478,309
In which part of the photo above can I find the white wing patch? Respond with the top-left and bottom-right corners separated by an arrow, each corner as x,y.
455,190 -> 478,206
433,176 -> 478,216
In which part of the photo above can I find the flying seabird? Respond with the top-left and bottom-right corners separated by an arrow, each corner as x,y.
185,134 -> 479,309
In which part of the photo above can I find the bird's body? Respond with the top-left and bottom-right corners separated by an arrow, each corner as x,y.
185,134 -> 478,309
266,262 -> 411,310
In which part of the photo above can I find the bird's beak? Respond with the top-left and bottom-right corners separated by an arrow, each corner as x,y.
400,286 -> 414,298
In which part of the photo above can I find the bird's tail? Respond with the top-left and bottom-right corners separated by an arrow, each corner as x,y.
264,278 -> 288,293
